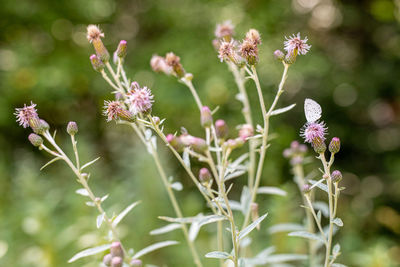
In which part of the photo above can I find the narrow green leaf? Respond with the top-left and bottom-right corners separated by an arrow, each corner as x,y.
239,213 -> 268,240
68,244 -> 111,263
150,223 -> 182,235
112,201 -> 141,227
133,240 -> 179,259
270,103 -> 296,116
205,251 -> 231,259
257,186 -> 287,197
40,157 -> 62,170
332,264 -> 348,267
333,218 -> 343,227
75,188 -> 90,197
96,213 -> 105,228
80,157 -> 101,170
268,223 -> 305,234
288,231 -> 324,243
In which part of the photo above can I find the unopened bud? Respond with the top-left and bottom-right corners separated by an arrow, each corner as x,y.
118,109 -> 136,122
130,259 -> 143,267
103,253 -> 112,266
215,120 -> 228,139
284,49 -> 297,65
32,119 -> 49,134
93,38 -> 110,63
250,203 -> 260,229
165,52 -> 185,78
274,50 -> 285,61
166,134 -> 185,152
329,137 -> 340,154
199,168 -> 212,185
28,133 -> 43,147
67,121 -> 78,135
225,138 -> 244,150
239,124 -> 253,141
190,137 -> 207,153
116,40 -> 127,58
331,170 -> 342,183
152,116 -> 160,125
110,242 -> 124,258
90,54 -> 105,72
312,137 -> 326,154
111,257 -> 123,267
200,106 -> 213,128
302,184 -> 311,193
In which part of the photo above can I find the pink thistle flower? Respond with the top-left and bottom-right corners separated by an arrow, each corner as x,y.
284,33 -> 311,55
103,101 -> 123,121
14,102 -> 39,128
86,25 -> 104,43
300,121 -> 327,144
126,86 -> 154,114
215,20 -> 235,40
218,40 -> 236,62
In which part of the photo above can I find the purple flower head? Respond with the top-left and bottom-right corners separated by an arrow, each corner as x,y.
15,102 -> 39,128
300,121 -> 327,144
215,20 -> 235,40
284,33 -> 311,55
126,86 -> 154,114
218,40 -> 236,62
103,100 -> 123,121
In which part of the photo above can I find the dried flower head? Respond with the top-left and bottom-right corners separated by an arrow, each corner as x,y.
300,121 -> 327,144
215,20 -> 235,40
245,29 -> 261,45
126,86 -> 154,114
150,55 -> 172,75
86,25 -> 104,43
284,33 -> 311,55
165,52 -> 185,77
15,102 -> 39,128
104,101 -> 123,121
218,40 -> 236,63
239,39 -> 259,65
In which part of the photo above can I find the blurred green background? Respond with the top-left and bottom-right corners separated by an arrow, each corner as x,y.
1,0 -> 399,266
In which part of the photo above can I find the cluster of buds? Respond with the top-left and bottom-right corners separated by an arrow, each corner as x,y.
103,242 -> 142,267
166,133 -> 207,153
274,32 -> 311,64
103,100 -> 136,122
283,140 -> 308,165
150,52 -> 186,78
213,22 -> 262,66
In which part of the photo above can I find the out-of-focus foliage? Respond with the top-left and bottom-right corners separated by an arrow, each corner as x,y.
1,0 -> 399,266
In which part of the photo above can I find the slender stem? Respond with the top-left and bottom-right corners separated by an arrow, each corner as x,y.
101,70 -> 121,92
42,131 -> 127,255
304,195 -> 328,243
119,58 -> 130,90
71,135 -> 80,170
242,64 -> 289,229
228,62 -> 256,192
182,79 -> 203,111
105,62 -> 126,93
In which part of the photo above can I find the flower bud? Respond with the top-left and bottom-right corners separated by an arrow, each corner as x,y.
67,121 -> 78,135
225,138 -> 244,150
200,106 -> 213,128
302,184 -> 311,194
90,54 -> 105,72
284,50 -> 297,65
111,257 -> 123,267
239,124 -> 253,141
274,50 -> 285,61
166,134 -> 185,152
93,38 -> 110,63
165,52 -> 185,78
118,109 -> 136,122
290,155 -> 303,165
152,116 -> 160,125
331,170 -> 342,183
103,253 -> 112,266
32,119 -> 50,135
110,242 -> 124,258
116,40 -> 127,58
130,259 -> 143,267
199,168 -> 211,185
329,137 -> 340,154
28,133 -> 43,147
215,120 -> 228,139
312,137 -> 326,154
190,137 -> 207,153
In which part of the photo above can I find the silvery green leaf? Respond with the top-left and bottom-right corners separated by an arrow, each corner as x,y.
205,251 -> 231,259
333,243 -> 341,256
150,223 -> 182,235
264,254 -> 308,263
96,213 -> 105,228
333,218 -> 343,227
145,129 -> 152,140
268,223 -> 305,234
270,103 -> 296,116
171,182 -> 183,191
40,157 -> 62,170
80,157 -> 101,170
76,188 -> 90,197
112,201 -> 141,227
151,136 -> 157,150
257,186 -> 287,197
309,179 -> 328,193
101,194 -> 109,203
239,213 -> 268,240
86,201 -> 95,207
228,153 -> 249,171
240,237 -> 252,248
244,246 -> 276,265
239,258 -> 246,267
183,150 -> 190,168
288,231 -> 324,243
317,210 -> 322,223
240,186 -> 251,215
313,201 -> 329,217
159,216 -> 197,224
224,170 -> 246,181
189,215 -> 227,241
332,264 -> 348,267
133,240 -> 179,259
68,244 -> 111,263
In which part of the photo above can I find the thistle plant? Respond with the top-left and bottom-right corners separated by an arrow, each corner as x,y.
284,99 -> 345,267
15,104 -> 178,266
14,20 -> 348,267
